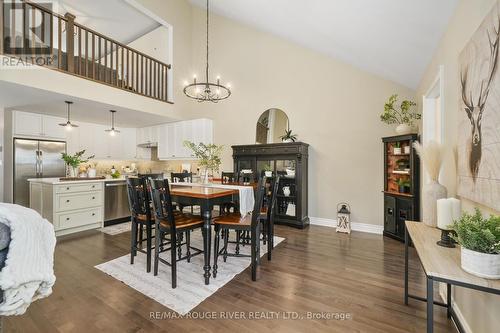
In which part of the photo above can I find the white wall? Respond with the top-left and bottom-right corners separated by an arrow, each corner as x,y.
417,0 -> 500,332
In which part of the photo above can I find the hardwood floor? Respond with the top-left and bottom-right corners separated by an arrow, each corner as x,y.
4,225 -> 456,333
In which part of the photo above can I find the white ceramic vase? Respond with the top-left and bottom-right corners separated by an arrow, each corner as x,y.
395,124 -> 413,135
461,248 -> 500,279
265,171 -> 273,177
422,180 -> 447,227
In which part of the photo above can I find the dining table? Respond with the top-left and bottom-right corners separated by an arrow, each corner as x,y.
169,184 -> 245,285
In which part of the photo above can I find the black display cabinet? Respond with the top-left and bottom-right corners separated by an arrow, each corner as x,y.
382,134 -> 420,241
232,142 -> 309,229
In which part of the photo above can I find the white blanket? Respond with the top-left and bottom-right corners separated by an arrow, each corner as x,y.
171,183 -> 255,216
0,204 -> 56,316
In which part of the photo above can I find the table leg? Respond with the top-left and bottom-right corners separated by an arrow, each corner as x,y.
447,283 -> 452,319
404,225 -> 409,305
202,209 -> 212,285
427,277 -> 434,333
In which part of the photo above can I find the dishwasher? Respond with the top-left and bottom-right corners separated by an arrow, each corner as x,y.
104,180 -> 131,226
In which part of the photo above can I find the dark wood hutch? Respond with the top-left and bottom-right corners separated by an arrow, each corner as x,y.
382,134 -> 420,241
232,142 -> 309,229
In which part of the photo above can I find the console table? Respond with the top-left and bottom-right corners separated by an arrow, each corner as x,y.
404,221 -> 500,333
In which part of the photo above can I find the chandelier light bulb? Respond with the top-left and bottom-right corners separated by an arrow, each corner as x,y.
109,129 -> 116,137
65,123 -> 72,131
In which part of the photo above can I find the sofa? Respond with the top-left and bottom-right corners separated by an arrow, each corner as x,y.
0,222 -> 10,302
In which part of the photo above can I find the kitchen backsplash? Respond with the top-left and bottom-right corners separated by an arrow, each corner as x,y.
92,159 -> 204,176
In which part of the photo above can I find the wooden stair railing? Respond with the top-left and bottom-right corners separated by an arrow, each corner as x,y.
0,0 -> 172,103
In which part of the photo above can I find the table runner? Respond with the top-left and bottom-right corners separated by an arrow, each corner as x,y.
171,182 -> 255,216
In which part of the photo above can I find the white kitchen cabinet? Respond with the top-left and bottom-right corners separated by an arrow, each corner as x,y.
42,115 -> 67,139
157,119 -> 213,160
13,111 -> 66,139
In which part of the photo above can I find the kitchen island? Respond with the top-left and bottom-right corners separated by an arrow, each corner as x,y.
28,177 -> 127,236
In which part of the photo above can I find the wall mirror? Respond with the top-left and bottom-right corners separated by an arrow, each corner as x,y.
255,109 -> 289,144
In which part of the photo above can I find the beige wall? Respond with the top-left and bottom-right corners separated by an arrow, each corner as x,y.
417,0 -> 500,332
183,6 -> 415,225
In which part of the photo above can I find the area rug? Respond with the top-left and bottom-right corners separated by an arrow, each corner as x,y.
100,221 -> 131,235
95,230 -> 284,314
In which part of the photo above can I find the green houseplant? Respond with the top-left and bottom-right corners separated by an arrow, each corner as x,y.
280,129 -> 298,143
263,164 -> 273,177
184,141 -> 223,183
61,150 -> 95,177
451,209 -> 500,279
396,178 -> 410,194
380,94 -> 420,135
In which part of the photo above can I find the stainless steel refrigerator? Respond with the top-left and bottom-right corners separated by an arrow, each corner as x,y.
14,138 -> 67,207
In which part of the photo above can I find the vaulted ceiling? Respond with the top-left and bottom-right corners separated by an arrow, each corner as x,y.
190,0 -> 459,89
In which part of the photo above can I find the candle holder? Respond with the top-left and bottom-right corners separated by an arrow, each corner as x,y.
437,229 -> 455,248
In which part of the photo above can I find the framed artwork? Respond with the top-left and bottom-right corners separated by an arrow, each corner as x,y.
458,2 -> 500,210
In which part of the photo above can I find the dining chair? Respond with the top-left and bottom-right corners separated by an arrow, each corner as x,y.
213,175 -> 271,281
148,178 -> 204,288
126,177 -> 155,273
260,176 -> 280,260
219,171 -> 238,215
221,172 -> 236,184
171,172 -> 193,183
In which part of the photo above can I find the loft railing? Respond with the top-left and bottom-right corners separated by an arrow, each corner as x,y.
0,0 -> 172,103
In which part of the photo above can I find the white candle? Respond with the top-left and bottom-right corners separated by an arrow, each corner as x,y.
437,198 -> 452,230
449,198 -> 461,223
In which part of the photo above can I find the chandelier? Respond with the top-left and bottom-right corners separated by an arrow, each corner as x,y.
183,0 -> 231,103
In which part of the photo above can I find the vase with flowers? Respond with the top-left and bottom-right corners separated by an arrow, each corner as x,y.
61,150 -> 95,177
184,141 -> 223,184
380,94 -> 420,135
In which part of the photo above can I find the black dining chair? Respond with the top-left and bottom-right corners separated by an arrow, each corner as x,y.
171,172 -> 193,183
126,177 -> 155,273
171,172 -> 197,214
148,178 -> 204,288
219,171 -> 238,215
221,172 -> 236,184
260,176 -> 280,259
213,175 -> 274,281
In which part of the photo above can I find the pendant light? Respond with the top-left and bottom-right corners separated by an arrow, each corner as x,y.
183,0 -> 231,103
105,110 -> 120,136
59,101 -> 78,131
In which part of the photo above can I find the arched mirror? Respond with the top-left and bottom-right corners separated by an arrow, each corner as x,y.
255,109 -> 289,144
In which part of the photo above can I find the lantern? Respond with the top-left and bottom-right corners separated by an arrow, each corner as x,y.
336,203 -> 351,234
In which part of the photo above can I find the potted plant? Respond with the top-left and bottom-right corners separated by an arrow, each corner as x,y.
380,94 -> 420,135
396,178 -> 410,194
451,209 -> 500,279
263,164 -> 273,177
61,150 -> 95,177
184,141 -> 223,183
280,129 -> 298,143
393,142 -> 402,155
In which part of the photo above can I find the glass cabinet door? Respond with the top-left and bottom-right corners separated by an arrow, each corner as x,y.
275,159 -> 297,218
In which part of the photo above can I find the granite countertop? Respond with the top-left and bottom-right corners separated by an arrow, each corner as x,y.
27,177 -> 127,185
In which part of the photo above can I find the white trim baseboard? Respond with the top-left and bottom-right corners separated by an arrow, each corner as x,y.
438,287 -> 473,333
309,217 -> 383,235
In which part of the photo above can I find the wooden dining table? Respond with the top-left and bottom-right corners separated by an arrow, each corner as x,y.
169,185 -> 240,285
